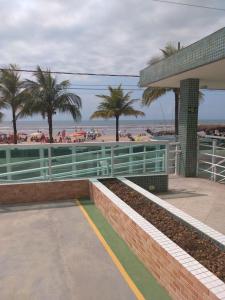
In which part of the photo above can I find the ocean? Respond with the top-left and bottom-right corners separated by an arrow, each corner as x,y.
0,119 -> 224,135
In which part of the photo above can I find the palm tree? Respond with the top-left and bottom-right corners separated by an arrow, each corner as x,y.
0,65 -> 28,144
0,97 -> 4,121
142,43 -> 181,137
0,112 -> 3,121
23,66 -> 82,143
91,85 -> 144,141
142,43 -> 203,137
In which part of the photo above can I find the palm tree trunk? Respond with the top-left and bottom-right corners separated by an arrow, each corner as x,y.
12,109 -> 17,144
47,113 -> 54,143
116,116 -> 119,142
174,89 -> 179,138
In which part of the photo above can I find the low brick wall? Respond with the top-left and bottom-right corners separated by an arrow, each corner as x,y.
0,179 -> 89,204
121,178 -> 225,249
89,179 -> 225,300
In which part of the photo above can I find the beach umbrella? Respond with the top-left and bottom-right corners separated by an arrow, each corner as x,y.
77,130 -> 86,135
70,132 -> 85,137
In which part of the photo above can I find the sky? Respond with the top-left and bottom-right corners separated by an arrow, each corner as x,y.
0,0 -> 225,122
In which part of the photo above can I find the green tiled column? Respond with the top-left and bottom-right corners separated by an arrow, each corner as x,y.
178,78 -> 199,177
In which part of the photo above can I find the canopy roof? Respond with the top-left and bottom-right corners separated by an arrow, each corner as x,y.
140,27 -> 225,90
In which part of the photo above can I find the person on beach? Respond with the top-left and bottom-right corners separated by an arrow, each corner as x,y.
62,130 -> 66,142
40,132 -> 45,143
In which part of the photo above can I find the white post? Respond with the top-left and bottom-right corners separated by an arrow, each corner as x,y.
129,145 -> 133,174
6,148 -> 12,181
212,139 -> 217,182
72,146 -> 76,177
39,148 -> 45,179
101,146 -> 106,176
48,146 -> 52,180
97,152 -> 100,176
175,143 -> 178,176
155,145 -> 161,173
165,144 -> 169,174
101,145 -> 106,158
143,145 -> 146,174
196,138 -> 200,177
111,145 -> 114,177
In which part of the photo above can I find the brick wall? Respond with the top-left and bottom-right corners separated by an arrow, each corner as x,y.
121,178 -> 225,250
0,179 -> 89,204
90,180 -> 225,300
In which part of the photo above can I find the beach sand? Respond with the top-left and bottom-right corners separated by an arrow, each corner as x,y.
12,133 -> 151,144
95,134 -> 150,143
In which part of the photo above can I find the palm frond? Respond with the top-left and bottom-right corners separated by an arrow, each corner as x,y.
0,64 -> 30,117
160,42 -> 180,58
0,111 -> 4,121
122,108 -> 145,117
199,90 -> 204,102
22,66 -> 82,121
90,110 -> 114,119
142,87 -> 169,106
91,85 -> 144,120
57,93 -> 82,120
147,55 -> 162,66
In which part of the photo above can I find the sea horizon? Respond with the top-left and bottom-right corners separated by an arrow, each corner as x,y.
1,118 -> 225,135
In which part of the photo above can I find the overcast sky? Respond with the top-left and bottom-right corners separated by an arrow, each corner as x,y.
1,0 -> 225,122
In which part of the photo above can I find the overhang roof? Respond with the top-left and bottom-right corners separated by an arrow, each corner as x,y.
140,27 -> 225,89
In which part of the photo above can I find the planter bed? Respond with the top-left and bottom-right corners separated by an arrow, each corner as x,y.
90,178 -> 225,299
101,178 -> 225,283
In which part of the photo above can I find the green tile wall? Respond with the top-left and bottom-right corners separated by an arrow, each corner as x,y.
126,175 -> 168,192
178,79 -> 199,177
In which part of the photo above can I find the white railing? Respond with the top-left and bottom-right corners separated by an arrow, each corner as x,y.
198,135 -> 225,183
0,141 -> 169,183
168,142 -> 181,175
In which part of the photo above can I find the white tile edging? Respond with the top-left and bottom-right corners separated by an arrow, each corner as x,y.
90,178 -> 225,300
119,177 -> 225,248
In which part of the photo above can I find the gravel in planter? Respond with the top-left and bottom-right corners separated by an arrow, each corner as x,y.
101,178 -> 225,283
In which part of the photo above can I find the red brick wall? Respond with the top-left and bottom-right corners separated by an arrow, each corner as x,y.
0,179 -> 89,204
90,181 -> 221,300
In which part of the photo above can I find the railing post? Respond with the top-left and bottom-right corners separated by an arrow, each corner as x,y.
72,146 -> 76,177
156,145 -> 161,173
175,143 -> 178,175
6,148 -> 12,181
212,139 -> 217,182
129,145 -> 133,174
196,138 -> 199,177
165,144 -> 169,174
48,146 -> 52,181
111,145 -> 114,177
143,145 -> 146,174
101,146 -> 106,176
97,152 -> 100,176
39,148 -> 45,180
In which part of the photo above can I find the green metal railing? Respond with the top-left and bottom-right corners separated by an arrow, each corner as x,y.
0,141 -> 168,183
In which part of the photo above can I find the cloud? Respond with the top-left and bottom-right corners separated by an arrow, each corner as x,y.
0,0 -> 225,120
1,0 -> 224,71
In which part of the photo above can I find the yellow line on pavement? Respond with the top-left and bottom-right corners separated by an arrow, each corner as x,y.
76,200 -> 145,300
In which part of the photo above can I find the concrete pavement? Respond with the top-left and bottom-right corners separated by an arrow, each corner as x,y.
0,201 -> 136,300
158,176 -> 225,235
